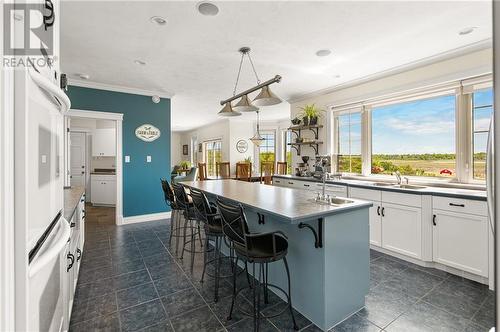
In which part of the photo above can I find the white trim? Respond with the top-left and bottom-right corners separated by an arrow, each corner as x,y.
0,48 -> 16,332
122,211 -> 172,225
288,39 -> 492,104
68,79 -> 174,99
67,109 -> 123,121
66,109 -> 124,225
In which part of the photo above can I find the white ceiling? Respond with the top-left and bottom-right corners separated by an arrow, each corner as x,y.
61,1 -> 492,132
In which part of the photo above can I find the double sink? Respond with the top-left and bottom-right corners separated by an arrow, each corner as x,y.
371,182 -> 427,190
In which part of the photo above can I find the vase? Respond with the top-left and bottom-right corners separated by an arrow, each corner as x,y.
309,116 -> 318,125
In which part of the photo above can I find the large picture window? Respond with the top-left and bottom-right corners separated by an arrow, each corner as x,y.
472,88 -> 493,180
204,140 -> 222,177
334,111 -> 361,174
371,95 -> 456,178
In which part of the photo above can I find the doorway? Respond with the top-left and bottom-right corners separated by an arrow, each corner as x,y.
65,110 -> 123,225
70,132 -> 86,187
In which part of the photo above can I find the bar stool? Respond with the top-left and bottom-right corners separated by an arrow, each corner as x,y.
172,183 -> 204,270
160,179 -> 183,254
216,197 -> 298,331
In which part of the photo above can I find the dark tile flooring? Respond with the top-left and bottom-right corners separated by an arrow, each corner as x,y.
70,206 -> 495,332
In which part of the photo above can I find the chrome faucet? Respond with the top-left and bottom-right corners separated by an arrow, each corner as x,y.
403,177 -> 409,185
393,171 -> 402,184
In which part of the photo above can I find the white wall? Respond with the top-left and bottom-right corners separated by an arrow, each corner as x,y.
289,48 -> 493,165
229,120 -> 255,174
170,132 -> 182,167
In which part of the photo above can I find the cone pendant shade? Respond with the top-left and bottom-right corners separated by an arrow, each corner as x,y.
249,132 -> 265,146
252,85 -> 282,106
218,102 -> 241,117
233,95 -> 259,112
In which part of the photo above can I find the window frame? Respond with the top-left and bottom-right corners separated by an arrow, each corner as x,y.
256,130 -> 277,171
328,75 -> 492,185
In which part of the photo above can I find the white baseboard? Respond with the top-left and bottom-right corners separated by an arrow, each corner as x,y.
122,211 -> 171,225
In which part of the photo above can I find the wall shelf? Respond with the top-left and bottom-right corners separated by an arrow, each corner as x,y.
287,141 -> 323,156
288,124 -> 323,140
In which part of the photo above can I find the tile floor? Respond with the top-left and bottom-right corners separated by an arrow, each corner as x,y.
70,205 -> 495,332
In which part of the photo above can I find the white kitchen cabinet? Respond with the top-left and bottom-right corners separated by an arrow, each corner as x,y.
92,128 -> 116,157
382,202 -> 422,259
349,187 -> 382,246
432,204 -> 488,277
91,175 -> 116,205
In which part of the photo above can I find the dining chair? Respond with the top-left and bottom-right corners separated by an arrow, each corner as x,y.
260,161 -> 275,185
216,162 -> 231,179
198,162 -> 208,181
236,162 -> 252,182
277,161 -> 288,175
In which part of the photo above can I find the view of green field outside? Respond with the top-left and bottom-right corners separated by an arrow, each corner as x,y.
336,91 -> 491,180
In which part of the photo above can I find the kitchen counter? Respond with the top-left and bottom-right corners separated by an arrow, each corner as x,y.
273,174 -> 487,201
182,180 -> 371,331
182,180 -> 372,223
63,186 -> 85,220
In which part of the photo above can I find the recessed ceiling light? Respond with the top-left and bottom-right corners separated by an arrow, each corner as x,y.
334,74 -> 341,79
134,60 -> 146,65
316,49 -> 332,57
75,73 -> 90,80
150,16 -> 167,25
458,27 -> 477,36
197,1 -> 219,16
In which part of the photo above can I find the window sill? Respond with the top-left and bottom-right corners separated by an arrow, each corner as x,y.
339,174 -> 486,191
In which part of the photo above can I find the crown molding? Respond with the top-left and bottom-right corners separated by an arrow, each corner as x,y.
288,39 -> 492,104
68,78 -> 174,99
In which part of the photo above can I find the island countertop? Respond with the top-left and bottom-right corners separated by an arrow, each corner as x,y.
182,180 -> 372,223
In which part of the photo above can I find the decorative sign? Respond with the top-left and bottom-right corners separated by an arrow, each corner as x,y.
135,124 -> 161,142
236,139 -> 248,153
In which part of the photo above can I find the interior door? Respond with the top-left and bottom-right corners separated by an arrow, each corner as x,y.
70,132 -> 86,186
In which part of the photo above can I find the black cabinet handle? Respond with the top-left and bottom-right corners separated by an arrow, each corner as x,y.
70,221 -> 75,227
449,203 -> 465,207
381,207 -> 385,217
67,253 -> 75,272
304,184 -> 310,187
377,206 -> 380,216
288,182 -> 294,185
76,248 -> 82,261
432,214 -> 437,226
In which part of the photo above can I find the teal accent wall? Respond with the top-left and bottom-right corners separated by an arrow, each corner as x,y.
67,86 -> 171,217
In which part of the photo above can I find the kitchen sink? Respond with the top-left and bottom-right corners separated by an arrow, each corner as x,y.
309,197 -> 354,206
372,182 -> 394,187
392,184 -> 427,190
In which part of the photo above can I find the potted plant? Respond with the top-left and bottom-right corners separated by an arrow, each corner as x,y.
291,117 -> 301,126
240,156 -> 252,164
298,104 -> 324,126
179,160 -> 191,171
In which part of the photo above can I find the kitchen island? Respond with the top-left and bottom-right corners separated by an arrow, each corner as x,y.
182,180 -> 372,331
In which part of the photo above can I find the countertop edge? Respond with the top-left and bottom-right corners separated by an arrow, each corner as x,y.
64,186 -> 85,221
272,175 -> 487,202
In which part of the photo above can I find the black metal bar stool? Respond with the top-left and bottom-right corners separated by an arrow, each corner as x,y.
160,179 -> 184,254
216,197 -> 298,332
172,183 -> 204,270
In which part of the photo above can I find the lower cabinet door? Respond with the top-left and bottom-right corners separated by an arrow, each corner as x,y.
432,210 -> 488,277
350,196 -> 382,247
381,202 -> 422,259
369,203 -> 382,247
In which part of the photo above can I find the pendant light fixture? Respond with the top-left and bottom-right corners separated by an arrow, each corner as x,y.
249,110 -> 265,146
218,47 -> 282,117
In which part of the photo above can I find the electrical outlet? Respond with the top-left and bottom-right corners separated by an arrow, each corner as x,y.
147,156 -> 152,163
125,156 -> 130,163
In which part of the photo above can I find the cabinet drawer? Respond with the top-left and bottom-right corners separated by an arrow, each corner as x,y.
91,174 -> 116,182
433,196 -> 487,216
382,191 -> 421,208
349,187 -> 381,201
315,183 -> 347,196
